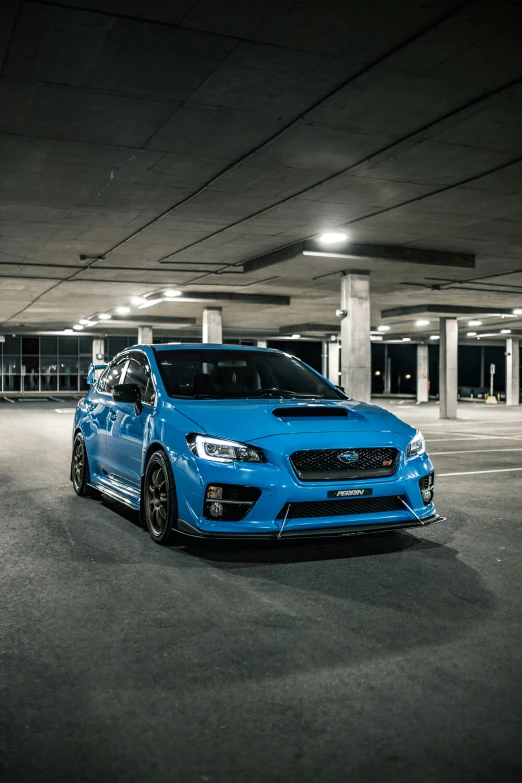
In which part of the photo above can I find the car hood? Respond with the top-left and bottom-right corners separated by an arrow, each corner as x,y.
170,398 -> 415,442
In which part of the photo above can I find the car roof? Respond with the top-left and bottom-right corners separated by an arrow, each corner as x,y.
132,343 -> 281,353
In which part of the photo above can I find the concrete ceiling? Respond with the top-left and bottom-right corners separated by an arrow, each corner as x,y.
1,0 -> 522,342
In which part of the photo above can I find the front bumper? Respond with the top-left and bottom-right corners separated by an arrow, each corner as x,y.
173,432 -> 442,538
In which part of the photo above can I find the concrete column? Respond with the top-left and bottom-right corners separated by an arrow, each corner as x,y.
256,340 -> 268,349
92,338 -> 104,364
327,340 -> 340,385
417,344 -> 429,403
321,340 -> 328,377
479,345 -> 485,388
138,326 -> 153,345
506,337 -> 520,406
202,307 -> 222,344
340,272 -> 371,401
439,318 -> 458,419
384,348 -> 391,394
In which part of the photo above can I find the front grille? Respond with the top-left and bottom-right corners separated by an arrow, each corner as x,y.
290,447 -> 399,481
276,495 -> 404,519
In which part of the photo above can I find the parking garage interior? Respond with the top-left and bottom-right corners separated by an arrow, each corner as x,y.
1,1 -> 522,781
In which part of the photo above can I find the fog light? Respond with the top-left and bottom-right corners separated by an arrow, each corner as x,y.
209,502 -> 224,518
421,488 -> 433,504
206,485 -> 223,500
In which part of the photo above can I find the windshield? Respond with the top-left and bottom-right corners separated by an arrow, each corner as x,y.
155,349 -> 344,400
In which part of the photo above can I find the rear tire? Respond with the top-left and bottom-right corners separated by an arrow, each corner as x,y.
143,451 -> 179,545
71,432 -> 92,497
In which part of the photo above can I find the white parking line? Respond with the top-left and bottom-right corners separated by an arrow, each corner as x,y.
438,467 -> 522,477
55,409 -> 75,413
425,435 -> 522,442
430,448 -> 522,455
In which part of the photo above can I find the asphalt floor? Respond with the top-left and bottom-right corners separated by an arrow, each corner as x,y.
1,400 -> 521,782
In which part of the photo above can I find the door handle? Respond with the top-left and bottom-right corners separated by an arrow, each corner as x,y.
109,411 -> 117,421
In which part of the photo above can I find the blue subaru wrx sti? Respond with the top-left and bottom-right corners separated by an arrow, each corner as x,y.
71,344 -> 443,543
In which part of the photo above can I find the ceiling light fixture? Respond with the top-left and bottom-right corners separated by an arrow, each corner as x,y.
291,334 -> 301,339
63,329 -> 74,334
468,320 -> 482,326
402,337 -> 411,342
430,335 -> 440,340
415,319 -> 430,326
98,313 -> 111,320
317,231 -> 348,244
501,329 -> 511,334
467,332 -> 477,337
78,319 -> 90,326
73,324 -> 84,331
116,306 -> 130,314
377,325 -> 390,332
131,297 -> 147,306
513,308 -> 522,315
164,289 -> 182,298
138,299 -> 162,309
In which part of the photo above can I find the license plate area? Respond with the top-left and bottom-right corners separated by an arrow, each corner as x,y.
327,488 -> 373,498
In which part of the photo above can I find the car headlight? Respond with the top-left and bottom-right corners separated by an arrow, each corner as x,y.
186,434 -> 266,463
407,430 -> 425,458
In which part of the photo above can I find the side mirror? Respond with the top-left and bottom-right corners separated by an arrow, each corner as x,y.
113,383 -> 143,415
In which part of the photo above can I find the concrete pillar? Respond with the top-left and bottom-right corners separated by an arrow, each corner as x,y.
321,340 -> 328,377
439,318 -> 458,419
202,307 -> 222,344
417,344 -> 429,403
256,340 -> 268,349
327,340 -> 340,385
138,326 -> 153,345
506,337 -> 520,406
340,272 -> 371,402
92,338 -> 104,364
384,348 -> 391,394
479,345 -> 485,388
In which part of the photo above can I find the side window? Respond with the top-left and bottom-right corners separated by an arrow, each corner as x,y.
125,356 -> 156,405
98,359 -> 127,394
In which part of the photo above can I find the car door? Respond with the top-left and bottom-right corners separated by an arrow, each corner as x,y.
84,356 -> 128,478
106,352 -> 156,489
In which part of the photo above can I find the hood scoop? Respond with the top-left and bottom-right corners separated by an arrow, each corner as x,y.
273,406 -> 348,421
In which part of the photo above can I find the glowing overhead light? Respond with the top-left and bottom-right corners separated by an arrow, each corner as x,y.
131,297 -> 147,306
98,313 -> 111,320
78,319 -> 90,326
318,231 -> 348,244
374,370 -> 381,376
415,319 -> 430,326
402,337 -> 411,342
116,306 -> 130,314
377,325 -> 390,332
430,335 -> 439,340
138,298 -> 162,309
405,374 -> 411,379
513,308 -> 522,315
501,329 -> 511,334
467,332 -> 477,337
164,289 -> 182,298
63,329 -> 74,334
84,320 -> 97,326
291,334 -> 301,339
73,324 -> 84,331
468,320 -> 482,326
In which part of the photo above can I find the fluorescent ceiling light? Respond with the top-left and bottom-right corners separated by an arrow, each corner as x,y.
377,325 -> 390,332
402,337 -> 411,342
415,319 -> 430,326
513,308 -> 522,315
138,299 -> 162,309
501,329 -> 511,334
303,251 -> 353,259
430,335 -> 439,340
63,329 -> 74,334
317,231 -> 348,244
468,320 -> 482,326
131,297 -> 147,306
73,324 -> 84,331
466,332 -> 477,337
370,335 -> 383,341
78,319 -> 90,326
98,313 -> 111,320
291,334 -> 301,339
116,306 -> 130,314
164,289 -> 181,297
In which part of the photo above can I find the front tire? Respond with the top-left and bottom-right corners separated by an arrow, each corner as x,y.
143,451 -> 179,545
71,432 -> 92,497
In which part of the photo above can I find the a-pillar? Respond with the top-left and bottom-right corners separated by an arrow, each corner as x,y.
439,318 -> 458,419
202,307 -> 222,344
138,326 -> 153,345
92,338 -> 104,364
417,344 -> 429,403
327,340 -> 340,385
506,337 -> 520,406
340,271 -> 371,401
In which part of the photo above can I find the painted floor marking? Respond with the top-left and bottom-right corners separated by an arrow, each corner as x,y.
430,448 -> 522,455
438,467 -> 522,477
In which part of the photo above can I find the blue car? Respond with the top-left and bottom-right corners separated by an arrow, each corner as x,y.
71,344 -> 443,543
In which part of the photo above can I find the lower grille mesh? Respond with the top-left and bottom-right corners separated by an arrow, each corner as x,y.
276,495 -> 404,519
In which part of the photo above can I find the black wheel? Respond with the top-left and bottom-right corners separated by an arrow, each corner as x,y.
71,432 -> 92,497
143,451 -> 179,545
